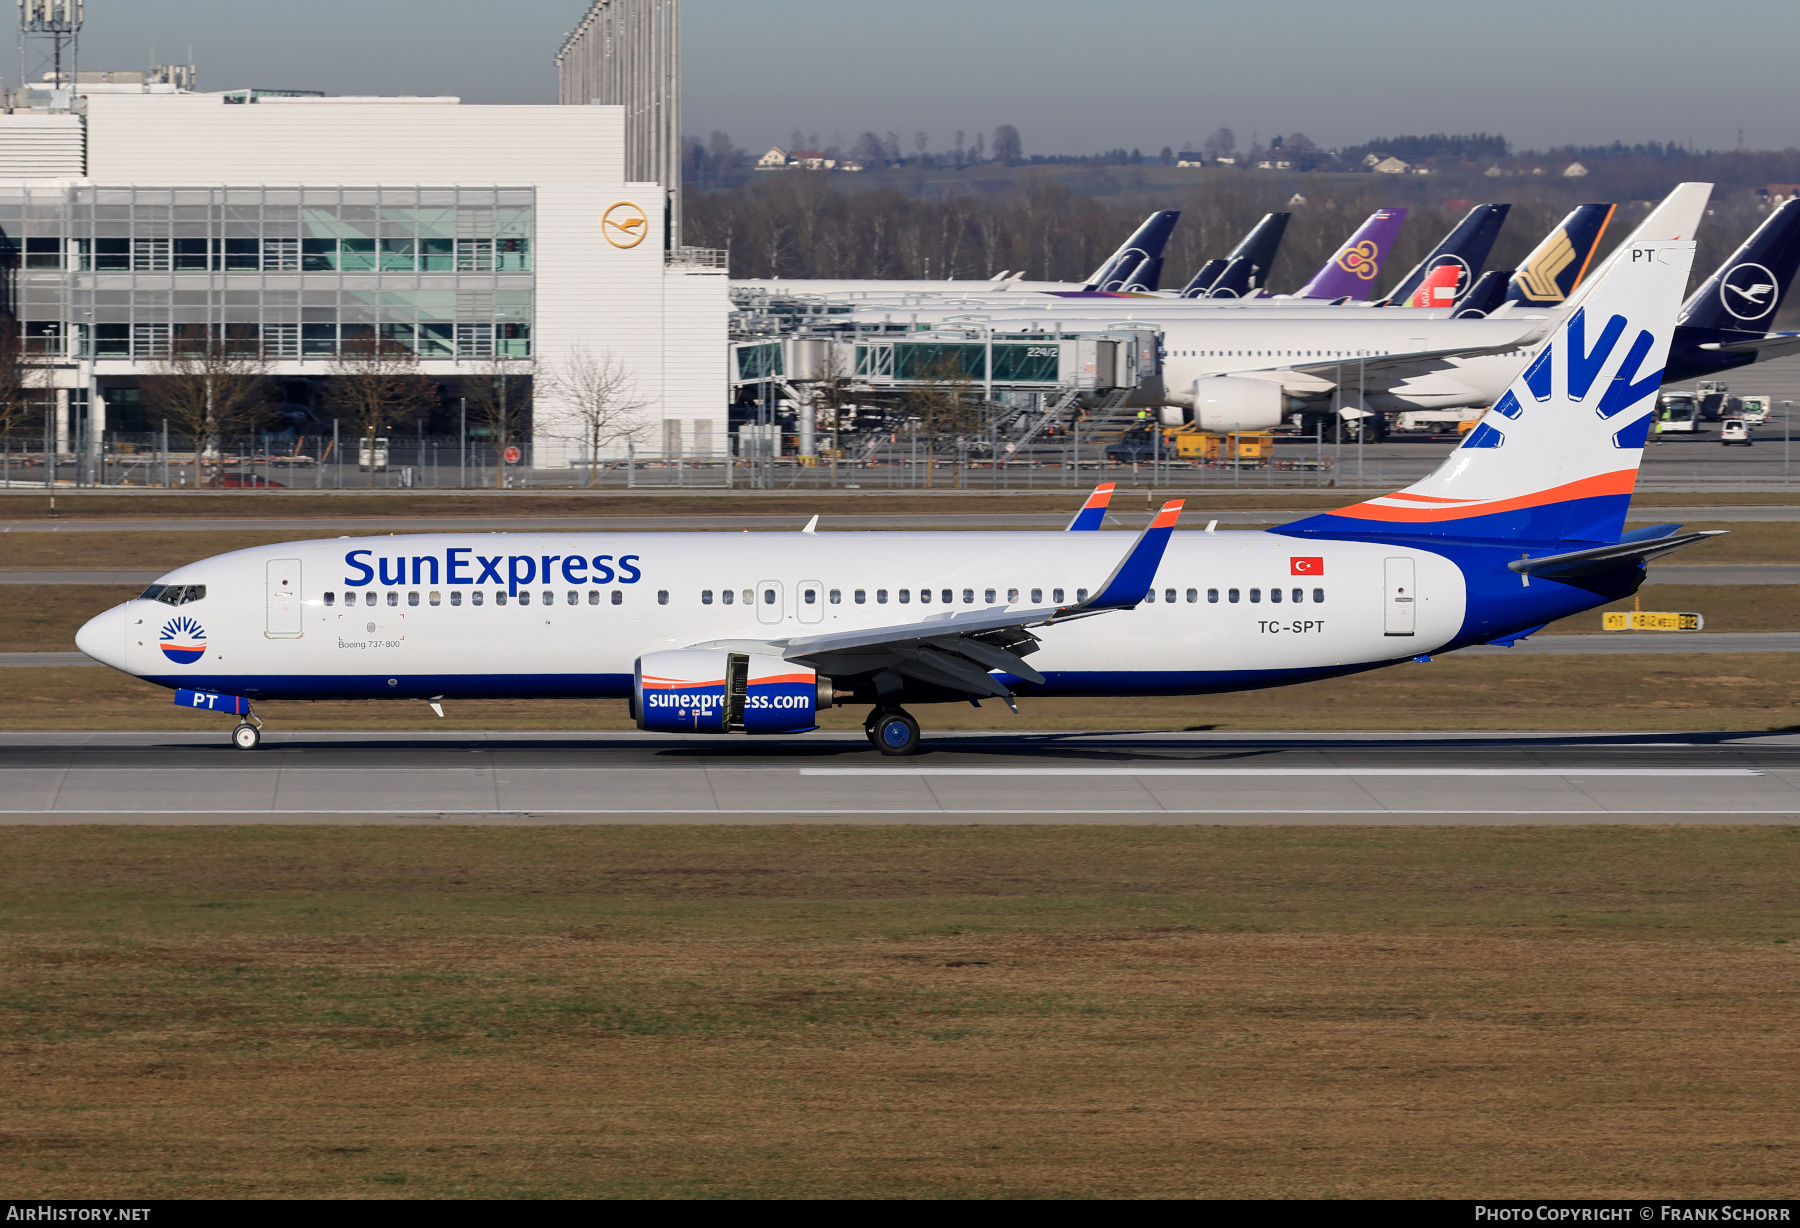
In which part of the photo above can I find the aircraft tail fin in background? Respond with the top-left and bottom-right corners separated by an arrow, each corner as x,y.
1084,211 -> 1181,291
1296,208 -> 1407,300
1503,203 -> 1615,307
1452,269 -> 1510,317
1279,238 -> 1696,545
1180,212 -> 1289,298
1379,203 -> 1511,307
1674,197 -> 1800,334
1066,483 -> 1117,531
1120,255 -> 1165,293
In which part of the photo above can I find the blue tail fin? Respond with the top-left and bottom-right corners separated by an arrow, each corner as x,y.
1666,199 -> 1800,381
1180,212 -> 1289,297
1379,203 -> 1511,306
1085,211 -> 1181,291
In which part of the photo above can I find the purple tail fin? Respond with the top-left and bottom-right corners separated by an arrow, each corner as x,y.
1296,208 -> 1407,300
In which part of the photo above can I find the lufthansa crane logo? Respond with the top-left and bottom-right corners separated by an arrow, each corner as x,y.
601,201 -> 649,249
1721,261 -> 1778,321
1336,239 -> 1381,280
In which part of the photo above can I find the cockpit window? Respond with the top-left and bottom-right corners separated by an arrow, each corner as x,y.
140,583 -> 205,606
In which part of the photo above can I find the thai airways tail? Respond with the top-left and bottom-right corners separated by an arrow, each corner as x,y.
1502,204 -> 1616,308
1084,211 -> 1181,292
1295,208 -> 1408,300
1280,237 -> 1696,546
1377,203 -> 1511,307
1180,212 -> 1290,298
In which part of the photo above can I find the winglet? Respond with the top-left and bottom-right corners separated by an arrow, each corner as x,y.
801,515 -> 819,534
1058,500 -> 1184,616
1065,482 -> 1117,531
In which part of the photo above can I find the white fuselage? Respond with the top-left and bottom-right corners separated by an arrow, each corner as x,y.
87,530 -> 1471,702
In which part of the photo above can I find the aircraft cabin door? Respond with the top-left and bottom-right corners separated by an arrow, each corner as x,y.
1383,557 -> 1416,637
266,558 -> 303,638
756,579 -> 784,625
796,579 -> 824,624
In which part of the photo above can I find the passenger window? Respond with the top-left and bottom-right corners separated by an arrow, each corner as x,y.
920,589 -> 931,604
658,590 -> 669,605
702,590 -> 714,605
963,589 -> 974,604
1032,588 -> 1043,603
1165,588 -> 1176,603
829,589 -> 841,604
1313,588 -> 1325,603
429,591 -> 441,606
984,589 -> 996,603
1250,588 -> 1262,603
496,593 -> 508,606
721,589 -> 733,605
566,591 -> 577,606
589,590 -> 600,605
942,589 -> 953,604
472,591 -> 483,606
1271,588 -> 1282,603
408,591 -> 420,606
542,590 -> 552,606
387,591 -> 398,607
1076,588 -> 1088,602
803,589 -> 816,605
742,589 -> 753,605
1188,589 -> 1199,603
762,588 -> 776,605
611,590 -> 623,605
324,592 -> 335,607
1008,588 -> 1019,603
1292,588 -> 1303,603
1052,588 -> 1063,603
1145,589 -> 1156,603
450,591 -> 462,607
877,589 -> 888,604
1228,588 -> 1239,603
855,590 -> 866,604
520,591 -> 532,606
899,589 -> 910,604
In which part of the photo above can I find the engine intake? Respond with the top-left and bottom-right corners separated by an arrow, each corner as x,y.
1190,376 -> 1286,432
634,649 -> 827,734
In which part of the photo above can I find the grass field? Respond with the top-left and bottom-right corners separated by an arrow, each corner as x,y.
2,825 -> 1795,1198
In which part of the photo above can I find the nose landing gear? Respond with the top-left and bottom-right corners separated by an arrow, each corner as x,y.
866,708 -> 921,757
231,714 -> 264,751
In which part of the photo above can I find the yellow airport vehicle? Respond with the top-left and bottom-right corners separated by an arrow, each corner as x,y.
1164,429 -> 1276,464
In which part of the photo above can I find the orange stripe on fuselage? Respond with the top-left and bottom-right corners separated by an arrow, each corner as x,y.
1320,470 -> 1638,523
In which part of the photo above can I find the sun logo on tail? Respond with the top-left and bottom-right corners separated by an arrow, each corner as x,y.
159,615 -> 206,664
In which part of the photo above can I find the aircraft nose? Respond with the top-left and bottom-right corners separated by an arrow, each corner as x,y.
75,604 -> 129,671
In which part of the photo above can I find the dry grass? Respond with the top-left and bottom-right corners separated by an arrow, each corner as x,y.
2,825 -> 1796,1198
10,651 -> 1800,734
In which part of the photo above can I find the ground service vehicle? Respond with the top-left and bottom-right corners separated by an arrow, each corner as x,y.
1656,394 -> 1700,434
1721,418 -> 1752,445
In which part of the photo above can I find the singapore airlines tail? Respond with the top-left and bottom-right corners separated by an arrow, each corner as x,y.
1281,237 -> 1696,546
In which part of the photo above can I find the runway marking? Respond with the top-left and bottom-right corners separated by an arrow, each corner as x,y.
800,767 -> 1763,777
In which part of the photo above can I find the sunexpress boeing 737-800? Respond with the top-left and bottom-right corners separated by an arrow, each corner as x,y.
77,238 -> 1722,756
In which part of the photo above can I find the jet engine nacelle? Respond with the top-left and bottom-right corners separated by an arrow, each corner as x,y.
1191,377 -> 1287,432
634,648 -> 829,734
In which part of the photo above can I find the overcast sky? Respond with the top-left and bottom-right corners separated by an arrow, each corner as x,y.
61,1 -> 1800,155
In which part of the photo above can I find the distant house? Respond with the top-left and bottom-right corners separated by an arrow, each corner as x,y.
1483,165 -> 1505,177
756,146 -> 788,169
1362,152 -> 1385,168
1562,162 -> 1589,178
1214,156 -> 1236,166
1287,193 -> 1308,206
1766,184 -> 1800,200
787,149 -> 836,170
1371,156 -> 1410,174
1176,151 -> 1206,167
1255,159 -> 1292,170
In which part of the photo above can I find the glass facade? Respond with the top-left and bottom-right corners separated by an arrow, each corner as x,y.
0,185 -> 534,360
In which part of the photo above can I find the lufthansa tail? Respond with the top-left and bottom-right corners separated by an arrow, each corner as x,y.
1281,238 -> 1696,546
1664,197 -> 1800,380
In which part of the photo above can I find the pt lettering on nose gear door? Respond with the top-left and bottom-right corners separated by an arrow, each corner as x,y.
1384,557 -> 1416,637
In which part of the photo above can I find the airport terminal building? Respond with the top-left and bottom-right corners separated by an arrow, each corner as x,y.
0,82 -> 728,466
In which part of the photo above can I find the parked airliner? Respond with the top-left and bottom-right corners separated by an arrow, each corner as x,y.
78,236 -> 1721,755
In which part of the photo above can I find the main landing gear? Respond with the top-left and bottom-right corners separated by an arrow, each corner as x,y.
231,714 -> 264,751
865,708 -> 921,757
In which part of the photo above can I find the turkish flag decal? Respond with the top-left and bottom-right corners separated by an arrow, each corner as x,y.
1290,557 -> 1324,575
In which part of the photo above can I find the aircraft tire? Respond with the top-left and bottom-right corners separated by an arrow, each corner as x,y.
872,709 -> 921,757
232,722 -> 261,751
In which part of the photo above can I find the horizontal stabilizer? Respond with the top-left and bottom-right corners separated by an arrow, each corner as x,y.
1508,531 -> 1726,579
1701,333 -> 1800,359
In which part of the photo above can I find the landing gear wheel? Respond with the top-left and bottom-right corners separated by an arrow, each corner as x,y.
872,709 -> 921,757
232,722 -> 261,751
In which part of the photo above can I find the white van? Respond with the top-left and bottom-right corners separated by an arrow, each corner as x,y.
1721,418 -> 1753,446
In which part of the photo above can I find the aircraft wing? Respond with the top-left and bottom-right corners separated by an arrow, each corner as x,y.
688,501 -> 1187,702
1700,333 -> 1800,360
1276,326 -> 1553,390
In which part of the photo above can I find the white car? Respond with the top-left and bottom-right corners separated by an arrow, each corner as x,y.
1721,418 -> 1753,446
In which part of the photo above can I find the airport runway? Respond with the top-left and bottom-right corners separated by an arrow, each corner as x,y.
2,729 -> 1798,823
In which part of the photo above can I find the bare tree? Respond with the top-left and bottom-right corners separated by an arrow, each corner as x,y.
462,353 -> 530,489
139,326 -> 272,489
544,346 -> 648,488
0,316 -> 48,474
992,124 -> 1022,165
324,335 -> 439,488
